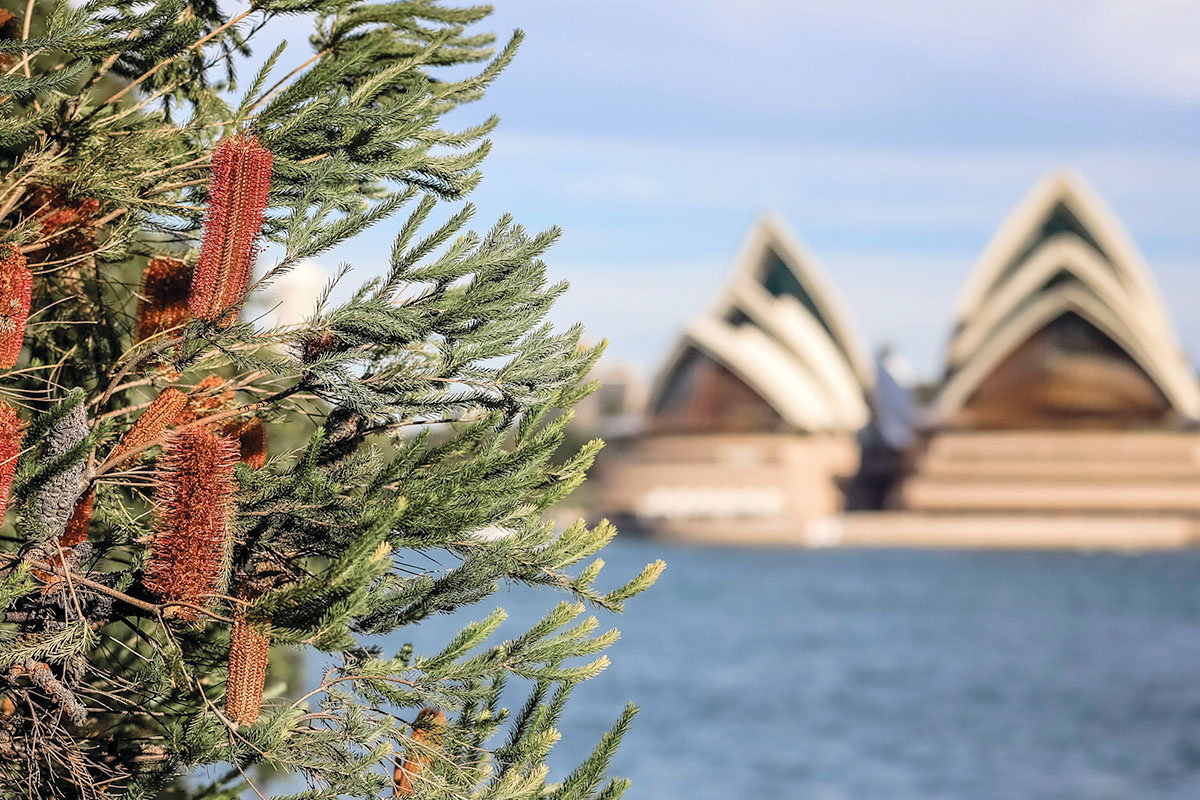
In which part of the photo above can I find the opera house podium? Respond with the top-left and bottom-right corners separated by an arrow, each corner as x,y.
595,170 -> 1200,547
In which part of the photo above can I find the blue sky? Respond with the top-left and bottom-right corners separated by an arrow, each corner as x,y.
259,1 -> 1200,380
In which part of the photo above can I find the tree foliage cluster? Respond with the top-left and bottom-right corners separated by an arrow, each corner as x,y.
0,0 -> 662,796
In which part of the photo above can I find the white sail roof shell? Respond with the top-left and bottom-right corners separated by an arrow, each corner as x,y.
649,215 -> 873,433
936,169 -> 1200,421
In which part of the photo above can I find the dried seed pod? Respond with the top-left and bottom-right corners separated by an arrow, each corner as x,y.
0,403 -> 24,519
35,391 -> 89,539
394,708 -> 448,797
135,256 -> 192,342
0,244 -> 32,369
143,427 -> 237,618
222,417 -> 267,469
58,487 -> 93,548
24,659 -> 86,725
299,330 -> 344,361
110,388 -> 188,460
225,602 -> 270,725
319,407 -> 367,466
190,134 -> 272,321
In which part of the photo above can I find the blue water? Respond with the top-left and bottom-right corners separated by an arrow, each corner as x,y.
304,540 -> 1200,799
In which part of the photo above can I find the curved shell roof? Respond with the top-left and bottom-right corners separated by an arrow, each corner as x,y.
935,169 -> 1200,421
649,215 -> 873,433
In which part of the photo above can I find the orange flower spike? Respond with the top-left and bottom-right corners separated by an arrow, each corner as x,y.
38,195 -> 99,237
0,11 -> 14,70
222,417 -> 267,469
111,388 -> 188,459
239,418 -> 267,469
186,374 -> 235,418
0,245 -> 32,369
0,404 -> 24,519
177,375 -> 236,427
225,603 -> 271,725
58,488 -> 93,548
136,256 -> 192,342
190,134 -> 272,321
394,708 -> 448,797
143,427 -> 237,618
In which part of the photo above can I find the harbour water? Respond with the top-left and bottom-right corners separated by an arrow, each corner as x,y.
303,539 -> 1200,799
260,537 -> 1200,800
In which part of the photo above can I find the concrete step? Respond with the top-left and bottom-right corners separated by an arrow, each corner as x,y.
923,431 -> 1200,463
895,477 -> 1200,513
909,458 -> 1200,480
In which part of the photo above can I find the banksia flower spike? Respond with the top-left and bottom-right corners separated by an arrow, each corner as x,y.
34,189 -> 100,240
35,391 -> 89,540
58,488 -> 93,548
0,11 -> 14,70
394,708 -> 447,797
0,403 -> 24,519
19,186 -> 100,270
225,599 -> 271,725
110,387 -> 188,460
223,417 -> 267,469
190,134 -> 272,321
135,256 -> 192,342
176,374 -> 235,425
144,427 -> 237,618
192,373 -> 235,410
0,244 -> 32,369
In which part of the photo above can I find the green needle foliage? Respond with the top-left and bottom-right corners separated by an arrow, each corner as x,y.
0,0 -> 663,796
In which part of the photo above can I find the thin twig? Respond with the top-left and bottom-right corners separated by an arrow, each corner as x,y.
100,8 -> 256,110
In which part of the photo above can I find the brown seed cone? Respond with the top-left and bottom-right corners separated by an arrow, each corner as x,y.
111,388 -> 188,460
58,487 -> 93,548
190,134 -> 272,321
143,427 -> 237,618
0,404 -> 24,520
0,244 -> 32,370
394,708 -> 447,797
225,604 -> 271,725
135,256 -> 192,342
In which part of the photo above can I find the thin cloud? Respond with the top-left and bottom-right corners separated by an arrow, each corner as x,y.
487,133 -> 1200,234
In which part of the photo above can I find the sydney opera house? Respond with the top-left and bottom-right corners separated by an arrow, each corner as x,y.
593,170 -> 1200,547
